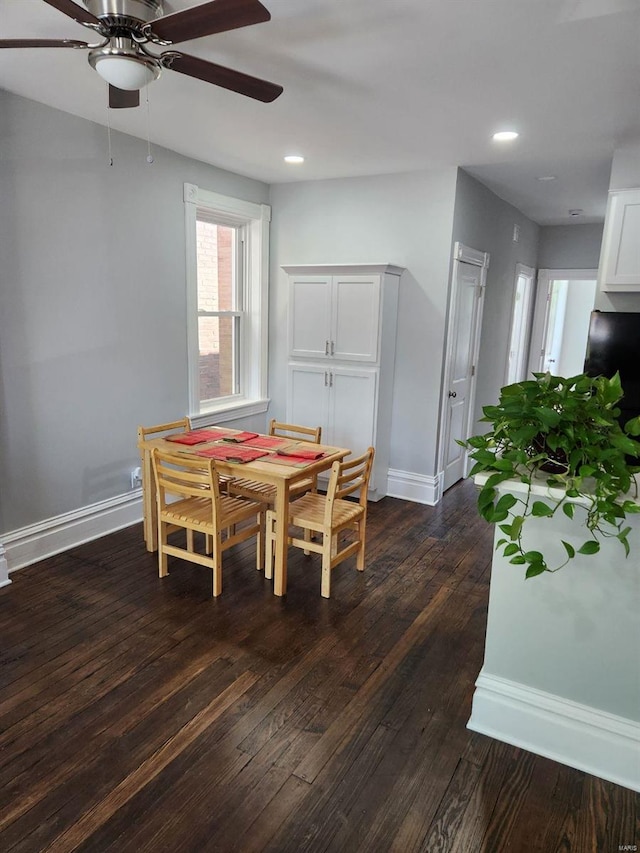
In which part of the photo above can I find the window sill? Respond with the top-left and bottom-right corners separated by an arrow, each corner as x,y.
189,397 -> 270,428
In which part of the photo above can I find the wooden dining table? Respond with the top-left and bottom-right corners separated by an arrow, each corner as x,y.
137,427 -> 350,595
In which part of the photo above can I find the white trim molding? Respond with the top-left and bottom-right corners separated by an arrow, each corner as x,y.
468,672 -> 640,794
184,182 -> 270,421
0,542 -> 10,588
2,492 -> 143,576
387,469 -> 443,506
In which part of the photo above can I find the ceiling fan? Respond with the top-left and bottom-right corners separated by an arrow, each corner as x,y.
0,0 -> 283,109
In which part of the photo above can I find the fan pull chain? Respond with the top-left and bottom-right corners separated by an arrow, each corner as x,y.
106,85 -> 113,167
145,89 -> 154,164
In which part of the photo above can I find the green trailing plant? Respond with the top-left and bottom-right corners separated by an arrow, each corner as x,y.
462,371 -> 640,579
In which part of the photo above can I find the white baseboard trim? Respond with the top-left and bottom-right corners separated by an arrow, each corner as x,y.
468,671 -> 640,793
0,542 -> 10,587
386,469 -> 443,506
2,491 -> 144,575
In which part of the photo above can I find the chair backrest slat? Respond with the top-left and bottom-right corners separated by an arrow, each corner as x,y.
269,419 -> 322,444
324,447 -> 375,523
138,417 -> 190,442
152,449 -> 222,524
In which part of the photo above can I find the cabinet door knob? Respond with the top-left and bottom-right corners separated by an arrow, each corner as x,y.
324,371 -> 328,387
330,341 -> 335,356
325,340 -> 330,356
448,391 -> 457,398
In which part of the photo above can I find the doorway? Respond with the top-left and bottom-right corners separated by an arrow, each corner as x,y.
528,269 -> 598,377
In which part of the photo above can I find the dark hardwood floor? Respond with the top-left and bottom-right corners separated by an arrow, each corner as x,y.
1,480 -> 637,852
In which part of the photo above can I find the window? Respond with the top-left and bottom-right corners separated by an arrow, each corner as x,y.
184,183 -> 270,424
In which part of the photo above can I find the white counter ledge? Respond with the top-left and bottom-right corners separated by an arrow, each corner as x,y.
468,473 -> 640,793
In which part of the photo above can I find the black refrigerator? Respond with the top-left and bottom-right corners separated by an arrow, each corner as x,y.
583,311 -> 640,427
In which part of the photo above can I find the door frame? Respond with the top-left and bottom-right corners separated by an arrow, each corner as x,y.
436,242 -> 490,498
528,269 -> 598,376
505,263 -> 536,385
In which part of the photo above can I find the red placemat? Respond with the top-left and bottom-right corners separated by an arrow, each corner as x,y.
195,446 -> 268,463
165,429 -> 233,445
221,431 -> 260,443
276,446 -> 325,460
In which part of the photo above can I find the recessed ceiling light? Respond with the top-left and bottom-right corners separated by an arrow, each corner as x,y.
492,131 -> 519,142
284,154 -> 304,164
537,175 -> 557,182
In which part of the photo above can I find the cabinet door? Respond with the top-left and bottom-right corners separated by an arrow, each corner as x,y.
289,276 -> 332,358
287,363 -> 330,438
329,367 -> 377,457
332,276 -> 380,362
600,190 -> 640,291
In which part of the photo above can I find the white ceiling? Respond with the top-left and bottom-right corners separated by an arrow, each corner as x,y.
2,0 -> 640,225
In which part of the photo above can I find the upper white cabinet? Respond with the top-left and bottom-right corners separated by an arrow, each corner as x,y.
599,189 -> 640,292
283,263 -> 404,500
288,271 -> 382,362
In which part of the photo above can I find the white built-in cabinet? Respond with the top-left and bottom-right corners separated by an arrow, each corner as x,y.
599,189 -> 640,291
284,264 -> 403,500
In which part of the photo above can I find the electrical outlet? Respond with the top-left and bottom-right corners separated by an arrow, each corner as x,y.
130,467 -> 142,490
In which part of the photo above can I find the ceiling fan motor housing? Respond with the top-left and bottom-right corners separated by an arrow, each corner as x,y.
84,0 -> 164,28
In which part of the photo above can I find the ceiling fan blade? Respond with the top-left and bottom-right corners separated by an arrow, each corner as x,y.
0,39 -> 88,49
164,52 -> 282,102
41,0 -> 101,26
109,85 -> 140,109
150,0 -> 271,44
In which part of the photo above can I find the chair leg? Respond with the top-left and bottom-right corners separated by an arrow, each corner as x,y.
186,529 -> 194,552
356,519 -> 366,571
265,510 -> 276,580
321,533 -> 332,599
205,534 -> 212,555
303,527 -> 311,556
256,511 -> 265,572
158,521 -> 168,578
212,532 -> 223,597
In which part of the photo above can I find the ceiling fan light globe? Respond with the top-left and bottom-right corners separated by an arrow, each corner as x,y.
93,55 -> 159,90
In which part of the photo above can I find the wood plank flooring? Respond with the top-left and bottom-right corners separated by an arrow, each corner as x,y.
0,480 -> 637,852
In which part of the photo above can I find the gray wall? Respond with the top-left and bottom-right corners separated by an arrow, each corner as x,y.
538,223 -> 603,270
452,170 -> 540,425
0,89 -> 269,533
269,169 -> 458,478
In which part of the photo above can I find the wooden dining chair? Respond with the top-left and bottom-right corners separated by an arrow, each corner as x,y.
227,419 -> 323,507
265,446 -> 375,598
152,448 -> 267,597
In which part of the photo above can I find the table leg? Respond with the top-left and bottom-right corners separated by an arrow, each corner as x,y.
273,481 -> 290,596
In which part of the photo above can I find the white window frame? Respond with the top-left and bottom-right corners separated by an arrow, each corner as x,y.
184,182 -> 270,425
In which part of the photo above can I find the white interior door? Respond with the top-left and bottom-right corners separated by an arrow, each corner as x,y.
440,244 -> 488,493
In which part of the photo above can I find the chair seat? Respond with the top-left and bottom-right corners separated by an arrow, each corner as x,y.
228,476 -> 315,504
289,493 -> 364,531
162,494 -> 262,531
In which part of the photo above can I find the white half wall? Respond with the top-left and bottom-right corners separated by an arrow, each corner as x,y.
471,479 -> 640,792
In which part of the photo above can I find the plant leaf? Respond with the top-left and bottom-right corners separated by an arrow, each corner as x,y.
525,562 -> 546,579
578,540 -> 600,555
531,501 -> 554,517
561,540 -> 575,559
